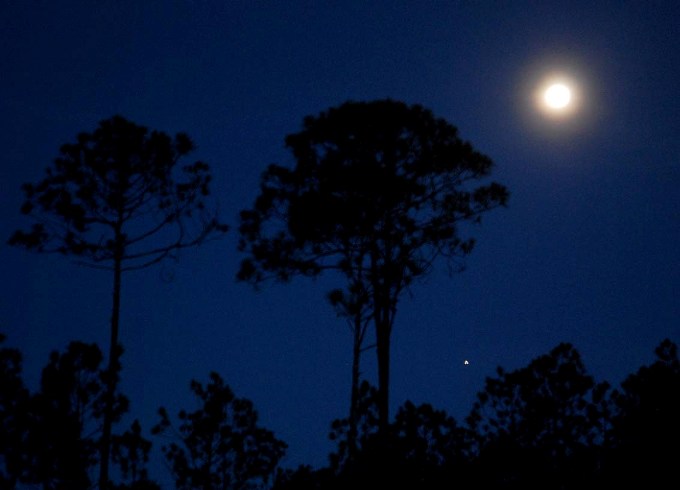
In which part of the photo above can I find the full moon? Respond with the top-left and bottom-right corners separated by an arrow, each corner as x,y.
532,70 -> 583,121
544,83 -> 571,109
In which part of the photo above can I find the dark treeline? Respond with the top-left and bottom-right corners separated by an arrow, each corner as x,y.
1,333 -> 678,489
4,103 -> 678,488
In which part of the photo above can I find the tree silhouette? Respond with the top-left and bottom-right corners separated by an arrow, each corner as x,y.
9,115 -> 228,489
272,464 -> 336,490
111,419 -> 160,490
389,400 -> 471,486
152,371 -> 287,490
326,381 -> 471,488
328,381 -> 380,474
606,338 -> 680,486
465,342 -> 610,488
326,285 -> 372,461
0,334 -> 29,488
238,99 -> 508,434
22,341 -> 128,490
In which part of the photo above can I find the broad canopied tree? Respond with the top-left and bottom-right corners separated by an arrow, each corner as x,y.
9,115 -> 228,488
238,99 -> 508,435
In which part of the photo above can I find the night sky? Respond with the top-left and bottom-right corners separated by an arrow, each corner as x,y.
1,0 -> 678,484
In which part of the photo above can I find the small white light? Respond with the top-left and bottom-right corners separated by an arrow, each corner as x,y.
464,360 -> 469,365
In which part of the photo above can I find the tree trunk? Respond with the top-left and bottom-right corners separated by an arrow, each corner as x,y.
371,251 -> 393,437
375,303 -> 391,436
99,250 -> 122,490
347,311 -> 362,462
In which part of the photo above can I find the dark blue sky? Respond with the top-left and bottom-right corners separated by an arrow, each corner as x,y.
1,0 -> 678,483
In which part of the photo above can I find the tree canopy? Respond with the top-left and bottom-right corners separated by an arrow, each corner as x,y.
465,342 -> 611,487
8,115 -> 228,489
153,372 -> 287,490
9,115 -> 227,271
238,99 -> 509,432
